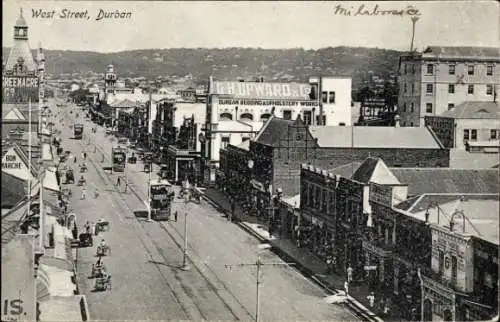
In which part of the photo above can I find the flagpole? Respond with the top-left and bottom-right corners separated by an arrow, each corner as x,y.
28,99 -> 32,221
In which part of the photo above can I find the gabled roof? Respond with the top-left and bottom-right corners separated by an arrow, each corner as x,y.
1,172 -> 27,208
390,168 -> 499,196
422,46 -> 500,60
254,116 -> 301,146
3,107 -> 26,120
110,99 -> 138,108
351,157 -> 401,185
235,140 -> 250,151
308,126 -> 443,149
440,101 -> 500,119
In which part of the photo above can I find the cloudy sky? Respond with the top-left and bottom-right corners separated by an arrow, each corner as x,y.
2,0 -> 498,53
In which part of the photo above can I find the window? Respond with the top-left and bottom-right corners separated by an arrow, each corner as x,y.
464,129 -> 470,141
426,84 -> 433,94
410,102 -> 414,112
322,91 -> 328,103
448,84 -> 455,94
411,83 -> 415,94
468,65 -> 475,75
403,103 -> 407,112
449,65 -> 455,75
471,129 -> 477,140
448,103 -> 455,110
438,250 -> 445,275
220,136 -> 230,149
451,256 -> 458,285
260,113 -> 271,121
283,110 -> 292,120
303,111 -> 312,125
426,64 -> 434,74
410,122 -> 414,127
404,83 -> 407,93
426,103 -> 433,113
404,64 -> 407,74
487,65 -> 493,76
329,91 -> 336,104
486,84 -> 493,95
491,129 -> 499,140
412,64 -> 416,74
468,84 -> 474,94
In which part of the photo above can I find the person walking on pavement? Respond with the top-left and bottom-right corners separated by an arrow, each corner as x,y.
81,187 -> 87,200
174,211 -> 178,222
116,176 -> 121,187
84,221 -> 91,234
347,265 -> 353,283
344,281 -> 349,296
367,292 -> 375,308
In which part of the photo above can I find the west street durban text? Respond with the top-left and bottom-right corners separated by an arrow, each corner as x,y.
31,9 -> 132,21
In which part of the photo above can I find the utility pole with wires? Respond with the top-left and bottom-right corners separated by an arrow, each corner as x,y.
225,245 -> 295,322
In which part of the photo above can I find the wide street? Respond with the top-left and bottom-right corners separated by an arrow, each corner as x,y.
53,97 -> 358,321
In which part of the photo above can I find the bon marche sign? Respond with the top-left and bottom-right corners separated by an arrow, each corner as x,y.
1,147 -> 33,181
213,81 -> 313,100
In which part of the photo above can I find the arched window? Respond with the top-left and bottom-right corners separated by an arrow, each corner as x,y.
260,113 -> 272,121
219,113 -> 233,121
240,113 -> 253,121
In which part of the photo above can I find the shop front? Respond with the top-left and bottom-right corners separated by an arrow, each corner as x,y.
165,145 -> 201,184
362,239 -> 393,293
249,179 -> 270,219
278,194 -> 300,238
299,211 -> 335,261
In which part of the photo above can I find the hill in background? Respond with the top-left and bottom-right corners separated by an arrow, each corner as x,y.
2,46 -> 401,89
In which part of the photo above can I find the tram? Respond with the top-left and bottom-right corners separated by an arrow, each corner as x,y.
74,124 -> 84,139
112,147 -> 127,172
149,179 -> 174,221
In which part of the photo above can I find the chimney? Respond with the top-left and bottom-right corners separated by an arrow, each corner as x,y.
394,115 -> 401,127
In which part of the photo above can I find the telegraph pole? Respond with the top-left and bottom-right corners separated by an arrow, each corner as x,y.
181,181 -> 191,271
225,248 -> 294,322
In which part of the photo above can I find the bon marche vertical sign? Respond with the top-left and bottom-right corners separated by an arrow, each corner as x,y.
1,147 -> 33,182
2,76 -> 39,104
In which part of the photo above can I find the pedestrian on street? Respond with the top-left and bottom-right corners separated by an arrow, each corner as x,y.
84,221 -> 91,233
116,176 -> 121,187
74,156 -> 77,163
81,187 -> 87,200
174,211 -> 178,222
83,152 -> 87,160
347,265 -> 353,283
367,292 -> 375,308
344,281 -> 349,295
91,222 -> 97,236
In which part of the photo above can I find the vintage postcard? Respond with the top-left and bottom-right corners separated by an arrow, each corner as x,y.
2,1 -> 498,321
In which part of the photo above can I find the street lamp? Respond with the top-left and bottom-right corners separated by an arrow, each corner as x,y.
146,168 -> 153,222
181,184 -> 191,271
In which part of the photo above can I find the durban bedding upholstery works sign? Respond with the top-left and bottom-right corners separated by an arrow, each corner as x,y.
212,81 -> 313,100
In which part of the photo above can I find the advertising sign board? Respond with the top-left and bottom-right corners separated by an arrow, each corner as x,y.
2,76 -> 39,103
213,81 -> 313,100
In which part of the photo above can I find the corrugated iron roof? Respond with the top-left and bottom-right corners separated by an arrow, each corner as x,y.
390,168 -> 499,196
309,126 -> 442,149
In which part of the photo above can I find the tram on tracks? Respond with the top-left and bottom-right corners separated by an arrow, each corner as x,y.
149,179 -> 175,221
112,147 -> 127,172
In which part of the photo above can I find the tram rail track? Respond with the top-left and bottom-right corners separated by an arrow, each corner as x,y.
87,137 -> 251,321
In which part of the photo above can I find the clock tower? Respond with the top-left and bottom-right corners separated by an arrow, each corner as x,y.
5,8 -> 37,73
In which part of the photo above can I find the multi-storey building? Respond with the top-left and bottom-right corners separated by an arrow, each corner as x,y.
398,46 -> 499,127
203,76 -> 352,182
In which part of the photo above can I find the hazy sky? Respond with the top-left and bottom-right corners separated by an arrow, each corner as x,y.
2,0 -> 498,53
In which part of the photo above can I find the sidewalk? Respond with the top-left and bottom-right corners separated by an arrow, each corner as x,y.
203,187 -> 405,322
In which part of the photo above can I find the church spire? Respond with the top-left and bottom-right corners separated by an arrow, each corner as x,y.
14,8 -> 28,40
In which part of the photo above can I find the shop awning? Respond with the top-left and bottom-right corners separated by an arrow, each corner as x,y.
42,143 -> 53,161
42,169 -> 60,192
39,295 -> 87,321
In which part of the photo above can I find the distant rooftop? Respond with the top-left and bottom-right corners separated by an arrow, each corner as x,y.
439,101 -> 500,119
421,46 -> 500,61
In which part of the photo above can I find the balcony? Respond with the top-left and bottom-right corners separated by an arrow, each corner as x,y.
362,238 -> 394,258
423,269 -> 470,294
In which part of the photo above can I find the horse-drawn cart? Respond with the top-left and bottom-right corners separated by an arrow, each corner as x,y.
96,244 -> 111,257
94,275 -> 112,292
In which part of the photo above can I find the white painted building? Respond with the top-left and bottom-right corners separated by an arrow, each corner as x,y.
203,75 -> 352,181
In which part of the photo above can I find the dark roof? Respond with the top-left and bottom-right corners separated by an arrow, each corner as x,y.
254,116 -> 295,146
422,46 -> 500,60
1,198 -> 29,246
1,172 -> 27,208
328,161 -> 363,178
393,195 -> 421,211
390,168 -> 499,196
440,101 -> 500,119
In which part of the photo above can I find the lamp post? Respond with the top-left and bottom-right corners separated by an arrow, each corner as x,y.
146,169 -> 152,222
225,244 -> 294,322
424,202 -> 442,225
181,183 -> 191,271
